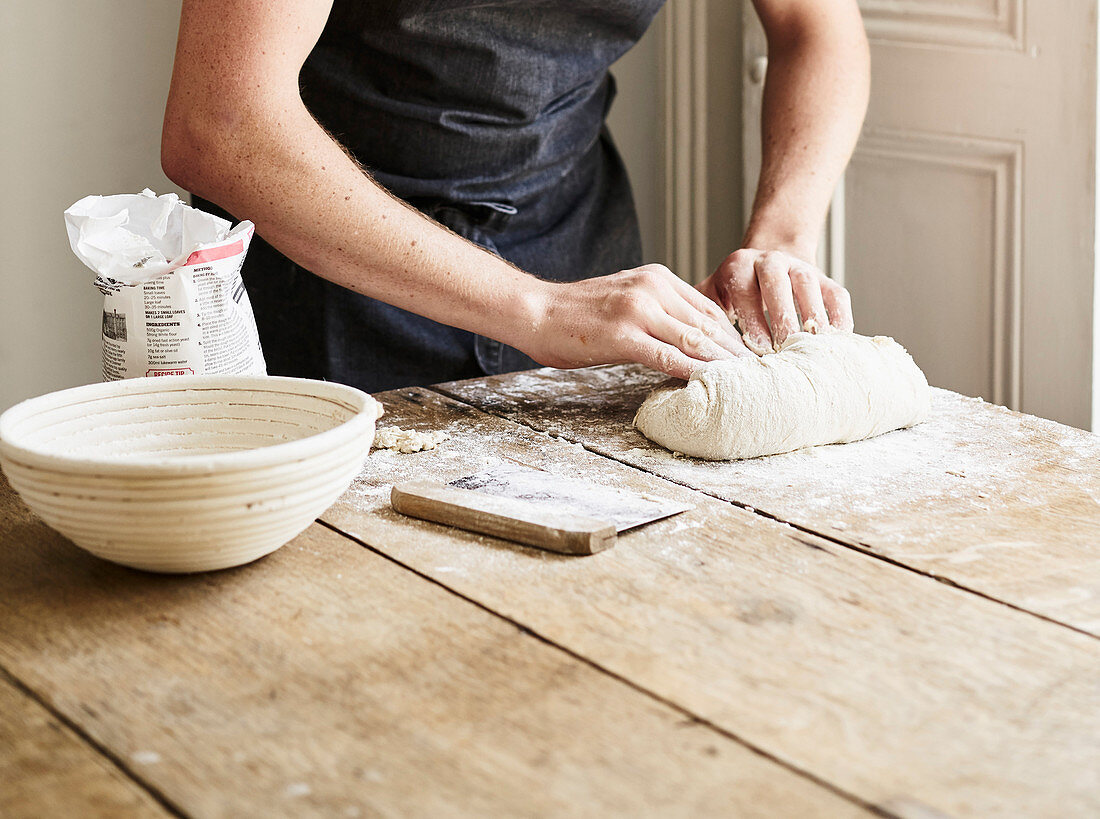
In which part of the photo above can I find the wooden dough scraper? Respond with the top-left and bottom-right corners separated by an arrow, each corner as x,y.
391,462 -> 692,555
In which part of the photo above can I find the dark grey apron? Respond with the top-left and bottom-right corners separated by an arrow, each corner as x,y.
199,0 -> 664,392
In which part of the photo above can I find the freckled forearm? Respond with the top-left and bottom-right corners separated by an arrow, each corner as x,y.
744,1 -> 869,259
163,98 -> 548,350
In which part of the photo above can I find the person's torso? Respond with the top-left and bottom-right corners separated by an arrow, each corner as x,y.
301,0 -> 664,207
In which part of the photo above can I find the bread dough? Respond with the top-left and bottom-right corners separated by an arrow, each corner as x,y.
373,426 -> 448,453
633,331 -> 931,460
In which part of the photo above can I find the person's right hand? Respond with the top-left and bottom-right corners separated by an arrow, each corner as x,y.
520,264 -> 751,380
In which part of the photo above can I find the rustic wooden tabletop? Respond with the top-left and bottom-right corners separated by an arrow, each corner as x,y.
2,365 -> 1098,818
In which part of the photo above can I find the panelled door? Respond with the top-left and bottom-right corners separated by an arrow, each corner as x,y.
743,1 -> 1098,429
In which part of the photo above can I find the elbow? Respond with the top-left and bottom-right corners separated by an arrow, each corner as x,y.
160,98 -> 237,199
757,1 -> 868,58
162,118 -> 207,196
162,99 -> 198,193
160,128 -> 197,194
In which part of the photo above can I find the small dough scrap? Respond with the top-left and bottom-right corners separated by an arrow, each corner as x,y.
634,331 -> 931,460
373,426 -> 448,454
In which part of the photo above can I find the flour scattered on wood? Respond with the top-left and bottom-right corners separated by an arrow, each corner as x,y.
443,368 -> 1100,553
283,782 -> 312,799
373,426 -> 448,453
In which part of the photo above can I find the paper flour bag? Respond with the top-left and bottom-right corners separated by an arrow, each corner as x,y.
64,189 -> 266,380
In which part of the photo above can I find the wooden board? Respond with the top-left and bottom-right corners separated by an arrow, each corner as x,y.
0,673 -> 168,819
436,365 -> 1100,636
323,387 -> 1100,818
0,477 -> 864,818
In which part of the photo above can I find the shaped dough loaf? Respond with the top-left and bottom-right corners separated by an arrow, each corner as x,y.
633,332 -> 931,460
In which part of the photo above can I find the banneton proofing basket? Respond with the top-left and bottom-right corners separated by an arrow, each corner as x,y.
0,376 -> 382,573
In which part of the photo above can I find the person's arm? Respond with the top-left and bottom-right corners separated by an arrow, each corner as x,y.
698,0 -> 869,354
161,0 -> 747,380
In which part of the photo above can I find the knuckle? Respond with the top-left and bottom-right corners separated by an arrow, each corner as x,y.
631,269 -> 660,290
730,248 -> 757,266
721,251 -> 753,275
609,290 -> 646,319
788,266 -> 812,285
680,327 -> 706,350
755,258 -> 784,280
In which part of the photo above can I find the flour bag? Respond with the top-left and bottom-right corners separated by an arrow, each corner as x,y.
64,189 -> 266,380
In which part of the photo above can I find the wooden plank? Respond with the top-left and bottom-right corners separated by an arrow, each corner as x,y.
0,673 -> 169,819
436,365 -> 1100,636
0,476 -> 865,818
324,387 -> 1100,818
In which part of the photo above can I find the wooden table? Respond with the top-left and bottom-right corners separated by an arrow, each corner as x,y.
2,365 -> 1098,818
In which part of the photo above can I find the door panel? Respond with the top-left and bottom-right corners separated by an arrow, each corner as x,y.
859,0 -> 1023,50
845,132 -> 1019,404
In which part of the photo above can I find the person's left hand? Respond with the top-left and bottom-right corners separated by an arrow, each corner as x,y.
697,248 -> 854,355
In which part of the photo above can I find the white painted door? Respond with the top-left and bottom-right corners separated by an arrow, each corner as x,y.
743,2 -> 1099,430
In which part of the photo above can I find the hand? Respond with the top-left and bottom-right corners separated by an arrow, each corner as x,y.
697,248 -> 854,355
523,264 -> 751,380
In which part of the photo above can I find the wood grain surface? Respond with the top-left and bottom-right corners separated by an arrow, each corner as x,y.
0,673 -> 169,819
0,475 -> 864,818
436,365 -> 1100,635
323,387 -> 1100,819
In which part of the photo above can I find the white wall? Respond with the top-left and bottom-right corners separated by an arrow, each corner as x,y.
0,1 -> 185,412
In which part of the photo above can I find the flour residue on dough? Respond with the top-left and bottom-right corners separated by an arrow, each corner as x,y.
633,332 -> 931,460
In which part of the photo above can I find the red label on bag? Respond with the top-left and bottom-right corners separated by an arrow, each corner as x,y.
183,239 -> 245,266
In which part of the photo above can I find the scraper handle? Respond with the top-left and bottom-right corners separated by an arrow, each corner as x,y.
390,480 -> 616,555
